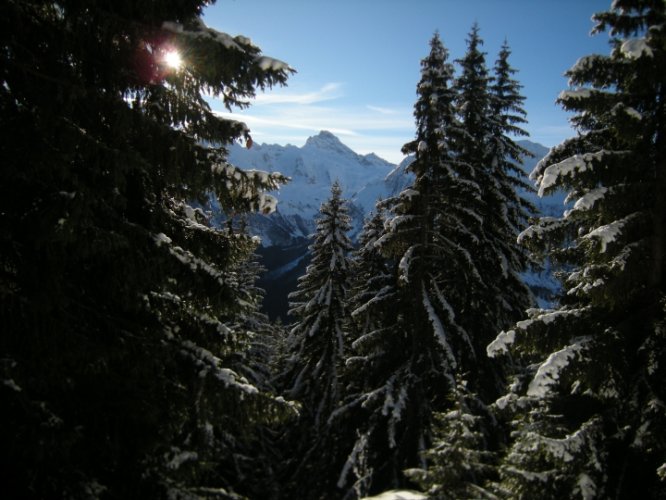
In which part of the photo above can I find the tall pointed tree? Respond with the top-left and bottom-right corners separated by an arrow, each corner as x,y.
337,32 -> 492,496
455,23 -> 492,179
453,25 -> 533,389
408,37 -> 536,498
485,40 -> 535,328
0,1 -> 294,497
278,181 -> 354,497
489,1 -> 666,498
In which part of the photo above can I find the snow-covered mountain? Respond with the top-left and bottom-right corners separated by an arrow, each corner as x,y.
227,131 -> 397,245
222,131 -> 563,318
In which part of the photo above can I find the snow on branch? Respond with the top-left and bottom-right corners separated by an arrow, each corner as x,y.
536,151 -> 613,197
337,431 -> 370,489
162,17 -> 254,52
210,162 -> 287,214
558,88 -> 593,101
517,217 -> 568,245
487,329 -> 516,358
398,244 -> 419,284
564,187 -> 608,218
582,212 -> 641,253
527,337 -> 591,398
153,232 -> 227,285
620,38 -> 654,59
422,284 -> 457,371
179,340 -> 259,394
360,491 -> 427,500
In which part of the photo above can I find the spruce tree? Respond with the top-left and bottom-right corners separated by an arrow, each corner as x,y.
0,1 -> 294,497
489,1 -> 666,497
485,40 -> 535,328
455,23 -> 492,182
347,207 -> 394,342
405,383 -> 498,499
333,207 -> 398,498
278,181 -> 354,497
220,229 -> 292,499
337,32 -> 493,496
453,25 -> 533,385
407,32 -> 535,500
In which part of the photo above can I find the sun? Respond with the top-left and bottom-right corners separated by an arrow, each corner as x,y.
163,49 -> 183,70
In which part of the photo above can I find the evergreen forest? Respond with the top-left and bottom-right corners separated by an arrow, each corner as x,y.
1,0 -> 665,499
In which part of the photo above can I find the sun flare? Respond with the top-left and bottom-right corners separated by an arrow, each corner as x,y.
163,49 -> 183,70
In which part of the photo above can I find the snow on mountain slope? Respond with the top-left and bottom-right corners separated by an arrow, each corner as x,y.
227,131 -> 395,244
221,131 -> 564,318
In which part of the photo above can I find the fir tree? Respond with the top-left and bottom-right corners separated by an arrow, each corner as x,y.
333,207 -> 398,498
278,181 -> 354,497
407,33 -> 535,499
489,1 -> 666,498
453,25 -> 533,388
0,1 -> 294,497
347,207 -> 394,342
405,383 -> 498,499
337,32 -> 492,496
455,23 -> 492,180
485,40 -> 535,329
226,235 -> 292,499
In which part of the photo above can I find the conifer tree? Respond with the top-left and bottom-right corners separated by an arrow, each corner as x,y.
489,1 -> 666,497
409,36 -> 536,498
279,181 -> 354,497
333,207 -> 398,498
453,25 -> 533,387
226,237 -> 291,499
485,40 -> 535,327
337,32 -> 493,496
0,1 -> 294,497
347,207 -> 394,341
455,23 -> 492,181
405,383 -> 498,499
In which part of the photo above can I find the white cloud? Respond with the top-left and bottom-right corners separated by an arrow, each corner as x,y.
214,110 -> 358,137
211,83 -> 415,164
366,105 -> 400,115
252,82 -> 344,105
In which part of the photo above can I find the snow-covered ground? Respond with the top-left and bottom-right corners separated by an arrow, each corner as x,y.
361,490 -> 427,500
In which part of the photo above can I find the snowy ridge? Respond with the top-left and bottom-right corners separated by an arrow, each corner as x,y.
221,133 -> 562,316
226,131 -> 396,245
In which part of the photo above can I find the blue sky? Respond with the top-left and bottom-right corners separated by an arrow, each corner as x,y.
204,0 -> 611,163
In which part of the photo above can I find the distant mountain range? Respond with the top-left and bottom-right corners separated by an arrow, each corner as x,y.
225,130 -> 405,245
217,131 -> 561,320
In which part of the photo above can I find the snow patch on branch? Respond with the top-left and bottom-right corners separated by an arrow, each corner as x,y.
398,245 -> 419,284
621,38 -> 653,59
527,337 -> 590,398
657,462 -> 666,481
537,151 -> 612,196
559,88 -> 592,101
583,212 -> 640,253
360,491 -> 427,500
422,284 -> 457,370
162,17 -> 258,53
487,329 -> 515,358
180,340 -> 259,394
517,217 -> 567,245
255,55 -> 293,72
166,448 -> 198,470
564,187 -> 608,218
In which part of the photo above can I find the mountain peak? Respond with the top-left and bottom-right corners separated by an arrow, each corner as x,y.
304,130 -> 350,152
